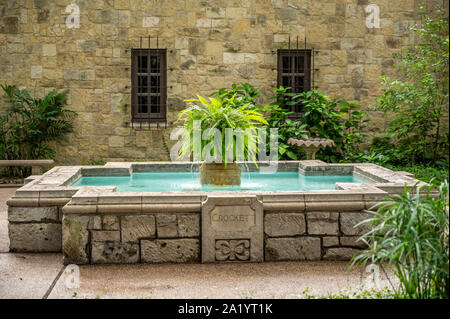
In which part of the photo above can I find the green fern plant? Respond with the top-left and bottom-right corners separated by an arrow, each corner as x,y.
176,94 -> 267,164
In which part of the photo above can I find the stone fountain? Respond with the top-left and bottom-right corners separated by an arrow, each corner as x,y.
288,137 -> 336,160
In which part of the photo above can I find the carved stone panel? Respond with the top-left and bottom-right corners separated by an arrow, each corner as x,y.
202,196 -> 263,263
215,239 -> 250,261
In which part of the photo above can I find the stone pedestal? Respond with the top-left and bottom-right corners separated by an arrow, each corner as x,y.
201,196 -> 263,263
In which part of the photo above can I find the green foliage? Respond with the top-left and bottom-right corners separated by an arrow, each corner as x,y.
351,179 -> 449,299
86,159 -> 107,166
388,165 -> 449,183
265,88 -> 368,161
301,286 -> 399,299
210,84 -> 368,161
0,85 -> 77,176
209,82 -> 264,110
346,136 -> 449,183
176,94 -> 268,163
262,87 -> 309,160
372,5 -> 449,164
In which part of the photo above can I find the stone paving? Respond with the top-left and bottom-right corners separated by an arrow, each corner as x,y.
0,186 -> 395,299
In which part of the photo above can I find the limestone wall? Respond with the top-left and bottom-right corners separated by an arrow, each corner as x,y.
60,209 -> 372,265
264,211 -> 371,261
62,213 -> 201,264
0,0 -> 444,163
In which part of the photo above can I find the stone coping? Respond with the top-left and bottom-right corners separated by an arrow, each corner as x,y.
7,160 -> 429,209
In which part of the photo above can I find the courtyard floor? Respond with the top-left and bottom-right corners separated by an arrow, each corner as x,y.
0,187 -> 393,299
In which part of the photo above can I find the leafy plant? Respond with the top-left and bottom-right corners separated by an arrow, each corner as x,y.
209,84 -> 368,162
176,94 -> 268,164
262,86 -> 308,160
210,82 -> 264,110
372,5 -> 449,164
301,286 -> 399,299
265,88 -> 368,161
351,179 -> 449,299
0,85 -> 77,176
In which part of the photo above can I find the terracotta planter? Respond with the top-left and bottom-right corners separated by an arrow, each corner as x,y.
199,162 -> 241,186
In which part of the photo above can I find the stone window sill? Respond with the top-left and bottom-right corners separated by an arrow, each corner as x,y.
128,121 -> 168,130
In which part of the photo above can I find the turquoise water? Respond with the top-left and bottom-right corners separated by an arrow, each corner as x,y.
73,172 -> 370,192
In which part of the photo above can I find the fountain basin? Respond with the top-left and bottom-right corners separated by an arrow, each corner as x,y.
6,160 -> 429,265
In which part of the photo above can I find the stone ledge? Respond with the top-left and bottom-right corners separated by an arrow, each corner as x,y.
8,206 -> 59,223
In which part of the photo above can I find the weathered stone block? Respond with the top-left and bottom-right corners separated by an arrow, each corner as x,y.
1,17 -> 19,34
323,248 -> 360,261
340,212 -> 372,236
63,69 -> 80,80
223,52 -> 245,64
121,215 -> 155,243
177,214 -> 200,237
80,70 -> 95,81
340,236 -> 366,248
8,206 -> 58,223
275,8 -> 296,21
323,236 -> 339,247
42,44 -> 56,56
9,223 -> 61,252
102,215 -> 119,230
114,0 -> 130,9
264,212 -> 306,237
91,230 -> 120,242
141,239 -> 200,263
91,242 -> 139,264
143,16 -> 159,28
30,65 -> 42,79
265,237 -> 321,261
196,18 -> 212,28
156,214 -> 178,238
87,216 -> 101,230
204,41 -> 222,56
307,212 -> 339,235
76,40 -> 97,52
62,215 -> 89,264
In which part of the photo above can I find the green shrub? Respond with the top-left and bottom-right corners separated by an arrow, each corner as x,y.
209,82 -> 264,111
352,179 -> 449,299
372,5 -> 449,164
262,86 -> 309,160
266,88 -> 368,161
210,84 -> 369,161
0,84 -> 77,176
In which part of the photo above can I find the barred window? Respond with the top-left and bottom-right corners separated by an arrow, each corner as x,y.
277,49 -> 311,117
131,49 -> 167,122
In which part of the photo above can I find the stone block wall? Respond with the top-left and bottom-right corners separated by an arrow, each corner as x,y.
8,205 -> 65,252
264,211 -> 372,261
62,213 -> 201,264
61,209 -> 372,264
1,0 -> 446,164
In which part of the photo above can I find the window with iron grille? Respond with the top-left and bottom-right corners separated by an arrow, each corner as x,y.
277,49 -> 311,118
131,49 -> 167,122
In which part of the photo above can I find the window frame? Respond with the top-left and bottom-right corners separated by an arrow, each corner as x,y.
131,48 -> 167,123
277,49 -> 312,118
